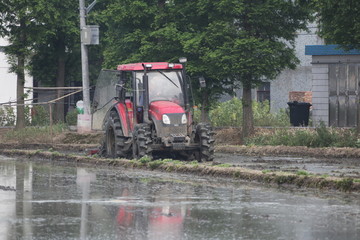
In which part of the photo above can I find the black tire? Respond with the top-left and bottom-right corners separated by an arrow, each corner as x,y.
133,124 -> 153,159
104,111 -> 131,158
195,123 -> 215,162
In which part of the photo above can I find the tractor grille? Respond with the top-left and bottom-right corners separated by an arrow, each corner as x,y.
162,125 -> 187,136
167,113 -> 183,125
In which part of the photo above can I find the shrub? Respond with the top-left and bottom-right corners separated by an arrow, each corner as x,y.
0,106 -> 16,126
30,105 -> 49,126
66,109 -> 78,126
209,98 -> 290,127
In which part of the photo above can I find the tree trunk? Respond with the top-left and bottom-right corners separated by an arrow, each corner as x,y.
201,91 -> 210,123
357,100 -> 360,136
55,37 -> 66,123
15,54 -> 26,129
15,20 -> 26,130
242,85 -> 254,138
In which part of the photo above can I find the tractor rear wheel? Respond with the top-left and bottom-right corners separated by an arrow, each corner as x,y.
133,124 -> 153,159
195,123 -> 215,162
104,111 -> 131,158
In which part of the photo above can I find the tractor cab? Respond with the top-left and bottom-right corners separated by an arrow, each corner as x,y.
117,63 -> 188,127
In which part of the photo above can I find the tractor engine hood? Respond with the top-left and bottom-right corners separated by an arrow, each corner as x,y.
149,101 -> 185,120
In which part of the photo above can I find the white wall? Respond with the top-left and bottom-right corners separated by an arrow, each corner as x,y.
0,38 -> 33,109
270,23 -> 324,112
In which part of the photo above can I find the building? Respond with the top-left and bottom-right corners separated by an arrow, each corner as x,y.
0,38 -> 33,120
305,45 -> 360,127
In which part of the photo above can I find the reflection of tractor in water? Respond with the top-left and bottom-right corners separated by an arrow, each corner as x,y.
92,61 -> 214,161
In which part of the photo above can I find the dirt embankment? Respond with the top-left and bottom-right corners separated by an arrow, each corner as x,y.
2,128 -> 360,158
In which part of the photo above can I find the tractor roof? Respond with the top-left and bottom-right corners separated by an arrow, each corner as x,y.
117,62 -> 183,71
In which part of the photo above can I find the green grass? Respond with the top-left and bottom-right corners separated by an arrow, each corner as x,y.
4,124 -> 66,144
296,170 -> 310,176
215,163 -> 232,168
245,123 -> 359,148
208,98 -> 290,128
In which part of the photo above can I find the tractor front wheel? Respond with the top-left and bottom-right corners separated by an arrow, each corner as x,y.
195,123 -> 215,162
132,124 -> 153,159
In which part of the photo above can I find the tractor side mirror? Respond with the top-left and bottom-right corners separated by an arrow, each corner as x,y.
199,76 -> 206,88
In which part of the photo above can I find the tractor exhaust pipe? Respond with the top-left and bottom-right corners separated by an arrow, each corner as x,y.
142,64 -> 151,123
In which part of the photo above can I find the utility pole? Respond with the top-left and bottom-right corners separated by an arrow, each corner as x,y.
79,0 -> 97,133
79,0 -> 90,115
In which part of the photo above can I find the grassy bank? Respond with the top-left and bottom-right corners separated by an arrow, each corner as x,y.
245,124 -> 360,148
1,149 -> 359,193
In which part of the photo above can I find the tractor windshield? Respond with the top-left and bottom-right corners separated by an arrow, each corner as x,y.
136,70 -> 185,106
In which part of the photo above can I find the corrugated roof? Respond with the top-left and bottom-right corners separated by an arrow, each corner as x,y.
305,45 -> 360,56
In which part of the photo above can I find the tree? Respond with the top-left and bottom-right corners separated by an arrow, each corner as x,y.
97,0 -> 313,138
0,0 -> 39,129
316,0 -> 360,49
31,0 -> 81,122
187,0 -> 313,137
97,0 -> 237,121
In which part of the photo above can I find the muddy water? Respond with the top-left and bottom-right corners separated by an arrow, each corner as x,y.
216,153 -> 360,178
1,156 -> 360,240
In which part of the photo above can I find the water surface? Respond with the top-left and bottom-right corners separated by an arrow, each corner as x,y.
0,156 -> 359,240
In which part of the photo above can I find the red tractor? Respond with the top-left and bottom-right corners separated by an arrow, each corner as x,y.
92,61 -> 214,161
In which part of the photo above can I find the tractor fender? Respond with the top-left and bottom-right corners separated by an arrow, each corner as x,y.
150,115 -> 161,137
102,102 -> 132,137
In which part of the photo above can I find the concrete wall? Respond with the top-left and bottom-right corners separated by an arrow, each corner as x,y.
270,24 -> 324,112
311,64 -> 329,126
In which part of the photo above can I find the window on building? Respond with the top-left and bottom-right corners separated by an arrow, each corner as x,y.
257,82 -> 270,102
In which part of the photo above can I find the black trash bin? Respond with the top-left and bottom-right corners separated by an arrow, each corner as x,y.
287,101 -> 311,126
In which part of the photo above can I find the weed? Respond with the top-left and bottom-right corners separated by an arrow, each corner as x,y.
262,169 -> 272,174
51,151 -> 61,157
215,163 -> 232,168
245,125 -> 359,148
296,170 -> 310,176
209,98 -> 290,127
148,160 -> 163,170
276,175 -> 296,184
139,155 -> 152,164
336,178 -> 354,191
233,171 -> 241,178
4,124 -> 66,144
189,161 -> 199,166
171,160 -> 184,165
162,158 -> 174,163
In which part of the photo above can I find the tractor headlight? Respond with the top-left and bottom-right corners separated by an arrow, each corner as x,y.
162,114 -> 171,124
181,113 -> 187,124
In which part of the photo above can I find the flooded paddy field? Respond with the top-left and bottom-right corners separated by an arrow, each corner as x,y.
1,155 -> 360,240
215,153 -> 360,178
